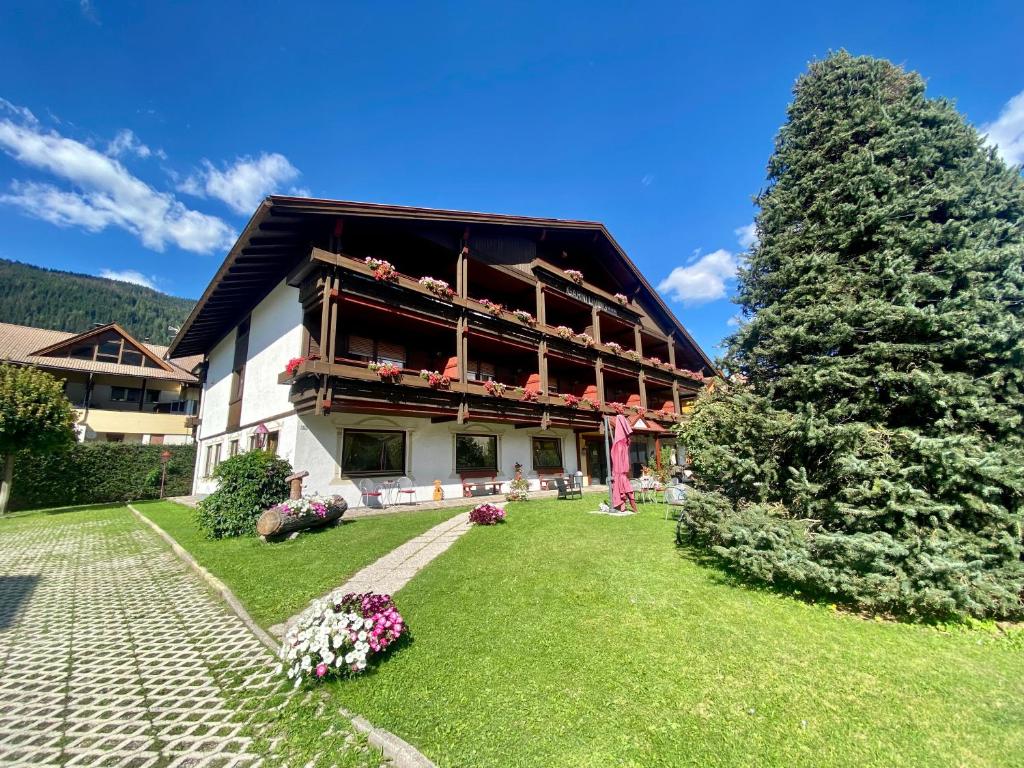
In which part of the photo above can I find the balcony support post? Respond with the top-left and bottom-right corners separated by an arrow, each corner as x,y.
672,380 -> 681,415
639,369 -> 648,410
595,357 -> 605,404
633,325 -> 643,358
591,306 -> 601,345
315,271 -> 340,416
535,284 -> 546,326
538,339 -> 549,398
667,332 -> 677,369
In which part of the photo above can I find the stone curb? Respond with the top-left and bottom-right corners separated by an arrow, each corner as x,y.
128,503 -> 437,768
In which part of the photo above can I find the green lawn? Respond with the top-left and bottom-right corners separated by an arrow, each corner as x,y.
308,496 -> 1021,768
135,500 -> 462,628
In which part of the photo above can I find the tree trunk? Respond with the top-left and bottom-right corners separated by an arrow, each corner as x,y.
0,454 -> 13,516
256,501 -> 346,539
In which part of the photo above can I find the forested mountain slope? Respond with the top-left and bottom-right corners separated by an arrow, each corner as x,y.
0,259 -> 195,344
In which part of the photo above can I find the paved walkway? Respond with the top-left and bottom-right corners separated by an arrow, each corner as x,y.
269,511 -> 474,639
0,508 -> 377,767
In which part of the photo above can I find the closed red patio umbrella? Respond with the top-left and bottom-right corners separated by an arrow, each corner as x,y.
609,414 -> 636,512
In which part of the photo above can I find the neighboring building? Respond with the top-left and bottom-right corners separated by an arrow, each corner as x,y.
169,197 -> 715,502
0,321 -> 202,444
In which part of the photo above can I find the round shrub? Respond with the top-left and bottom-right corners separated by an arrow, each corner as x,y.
196,450 -> 292,538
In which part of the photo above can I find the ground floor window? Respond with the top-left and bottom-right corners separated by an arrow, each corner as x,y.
532,437 -> 563,471
228,439 -> 239,457
342,429 -> 405,476
203,443 -> 221,477
455,434 -> 498,472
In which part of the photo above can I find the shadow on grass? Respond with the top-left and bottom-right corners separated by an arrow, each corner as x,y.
0,575 -> 39,630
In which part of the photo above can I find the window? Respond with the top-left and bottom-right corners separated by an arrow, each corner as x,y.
121,348 -> 143,366
466,360 -> 496,382
231,317 -> 250,404
228,439 -> 240,457
532,437 -> 563,470
106,433 -> 125,443
69,344 -> 93,360
145,389 -> 160,403
203,443 -> 222,477
455,434 -> 498,472
266,431 -> 279,455
345,336 -> 406,368
110,386 -> 141,402
96,338 -> 121,362
341,430 -> 405,476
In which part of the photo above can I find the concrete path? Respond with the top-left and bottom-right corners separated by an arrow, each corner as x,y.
269,511 -> 474,639
0,508 -> 378,767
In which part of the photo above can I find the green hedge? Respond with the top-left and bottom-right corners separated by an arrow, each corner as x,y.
10,443 -> 197,511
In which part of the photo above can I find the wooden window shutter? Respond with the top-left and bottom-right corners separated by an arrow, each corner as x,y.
347,335 -> 375,359
377,341 -> 406,367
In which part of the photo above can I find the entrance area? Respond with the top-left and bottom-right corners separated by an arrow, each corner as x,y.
584,439 -> 607,485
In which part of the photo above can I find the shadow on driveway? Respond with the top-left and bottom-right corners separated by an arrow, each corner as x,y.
0,574 -> 39,631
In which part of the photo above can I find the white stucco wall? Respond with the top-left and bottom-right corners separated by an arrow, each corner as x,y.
240,280 -> 303,425
197,329 -> 235,441
192,280 -> 303,494
292,412 -> 580,508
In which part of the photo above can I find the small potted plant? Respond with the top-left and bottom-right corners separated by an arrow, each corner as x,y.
483,380 -> 507,396
512,309 -> 536,325
605,341 -> 623,354
614,292 -> 628,304
562,393 -> 581,408
506,463 -> 529,502
364,257 -> 398,282
564,269 -> 584,285
625,349 -> 642,362
574,332 -> 594,347
418,276 -> 454,299
368,361 -> 402,381
478,298 -> 504,316
419,369 -> 451,389
555,325 -> 575,340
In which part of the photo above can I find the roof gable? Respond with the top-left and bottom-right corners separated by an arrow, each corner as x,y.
30,322 -> 176,373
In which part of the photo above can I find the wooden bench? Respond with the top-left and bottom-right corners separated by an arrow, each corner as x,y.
461,470 -> 505,497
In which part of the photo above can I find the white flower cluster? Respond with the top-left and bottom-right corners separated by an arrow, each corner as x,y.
279,598 -> 373,686
273,493 -> 345,520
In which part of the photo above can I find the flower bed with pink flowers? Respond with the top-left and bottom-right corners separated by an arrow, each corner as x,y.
469,502 -> 506,525
280,591 -> 407,685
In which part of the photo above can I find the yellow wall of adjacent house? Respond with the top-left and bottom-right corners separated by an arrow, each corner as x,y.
75,409 -> 191,436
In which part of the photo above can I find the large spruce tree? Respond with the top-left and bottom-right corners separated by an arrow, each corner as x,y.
678,52 -> 1024,619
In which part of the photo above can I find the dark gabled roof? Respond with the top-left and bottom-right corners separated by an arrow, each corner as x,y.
168,196 -> 714,371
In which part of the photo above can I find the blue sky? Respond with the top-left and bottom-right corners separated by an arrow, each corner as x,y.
1,1 -> 1022,357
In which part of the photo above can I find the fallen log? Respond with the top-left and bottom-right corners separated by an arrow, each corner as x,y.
257,500 -> 347,539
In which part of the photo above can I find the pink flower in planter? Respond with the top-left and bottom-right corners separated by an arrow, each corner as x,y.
315,663 -> 328,678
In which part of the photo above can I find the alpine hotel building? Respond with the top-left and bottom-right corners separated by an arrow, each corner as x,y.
170,197 -> 714,504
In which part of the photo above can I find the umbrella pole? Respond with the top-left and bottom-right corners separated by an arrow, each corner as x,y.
604,415 -> 614,509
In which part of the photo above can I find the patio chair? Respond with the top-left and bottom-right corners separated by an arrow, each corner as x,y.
638,474 -> 657,504
396,476 -> 417,505
663,484 -> 689,520
358,479 -> 383,509
555,474 -> 582,500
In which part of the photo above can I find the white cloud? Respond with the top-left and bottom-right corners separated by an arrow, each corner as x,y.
0,108 -> 235,254
726,312 -> 742,327
180,152 -> 302,214
735,222 -> 757,250
0,98 -> 37,125
982,90 -> 1024,167
657,248 -> 738,305
99,269 -> 158,290
106,129 -> 151,159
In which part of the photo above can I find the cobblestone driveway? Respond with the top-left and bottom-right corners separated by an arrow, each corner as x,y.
0,507 -> 296,767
